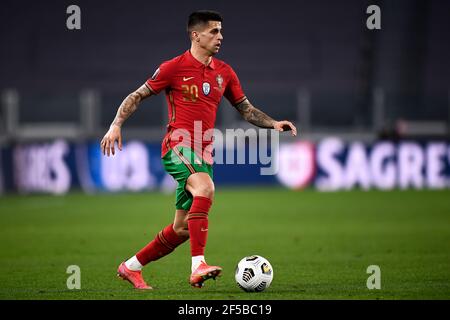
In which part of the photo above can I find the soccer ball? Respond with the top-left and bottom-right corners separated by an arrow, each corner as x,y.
235,255 -> 273,292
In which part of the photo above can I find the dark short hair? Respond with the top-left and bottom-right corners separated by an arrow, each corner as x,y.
187,10 -> 223,36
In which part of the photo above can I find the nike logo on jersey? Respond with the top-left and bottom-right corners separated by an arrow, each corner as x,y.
183,76 -> 194,81
201,228 -> 208,232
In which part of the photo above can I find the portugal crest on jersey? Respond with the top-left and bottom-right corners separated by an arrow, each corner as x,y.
202,82 -> 211,96
216,74 -> 223,90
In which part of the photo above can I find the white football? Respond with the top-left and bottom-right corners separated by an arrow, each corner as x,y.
235,255 -> 273,292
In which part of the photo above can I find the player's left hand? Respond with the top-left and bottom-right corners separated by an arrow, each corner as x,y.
273,120 -> 297,136
100,124 -> 122,156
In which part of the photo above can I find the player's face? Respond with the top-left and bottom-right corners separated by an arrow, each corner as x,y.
197,21 -> 223,55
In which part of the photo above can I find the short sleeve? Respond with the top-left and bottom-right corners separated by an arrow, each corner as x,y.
145,61 -> 174,94
224,66 -> 246,106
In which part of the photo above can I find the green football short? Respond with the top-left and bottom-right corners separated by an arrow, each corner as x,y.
162,146 -> 213,211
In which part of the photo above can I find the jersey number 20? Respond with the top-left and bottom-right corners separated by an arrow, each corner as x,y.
182,84 -> 198,102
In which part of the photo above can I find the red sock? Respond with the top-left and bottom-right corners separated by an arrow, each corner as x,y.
135,223 -> 188,266
187,196 -> 212,257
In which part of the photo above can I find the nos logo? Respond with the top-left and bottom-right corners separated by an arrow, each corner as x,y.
276,142 -> 315,189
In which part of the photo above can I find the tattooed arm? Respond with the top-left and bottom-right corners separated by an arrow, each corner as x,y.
100,84 -> 153,156
234,98 -> 297,136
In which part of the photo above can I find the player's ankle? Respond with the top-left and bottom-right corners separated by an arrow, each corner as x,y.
191,255 -> 205,272
125,255 -> 144,271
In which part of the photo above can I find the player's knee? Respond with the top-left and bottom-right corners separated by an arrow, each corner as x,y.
192,183 -> 214,199
173,225 -> 189,239
186,173 -> 215,200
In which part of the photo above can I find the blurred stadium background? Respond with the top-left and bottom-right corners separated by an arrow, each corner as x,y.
0,0 -> 449,299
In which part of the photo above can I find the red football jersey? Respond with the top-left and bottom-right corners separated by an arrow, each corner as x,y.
145,50 -> 246,164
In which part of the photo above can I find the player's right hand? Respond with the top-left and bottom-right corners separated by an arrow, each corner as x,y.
100,124 -> 122,156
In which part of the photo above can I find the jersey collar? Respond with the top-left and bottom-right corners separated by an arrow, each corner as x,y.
186,50 -> 216,69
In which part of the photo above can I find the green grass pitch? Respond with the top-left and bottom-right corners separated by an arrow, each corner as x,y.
0,188 -> 449,300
